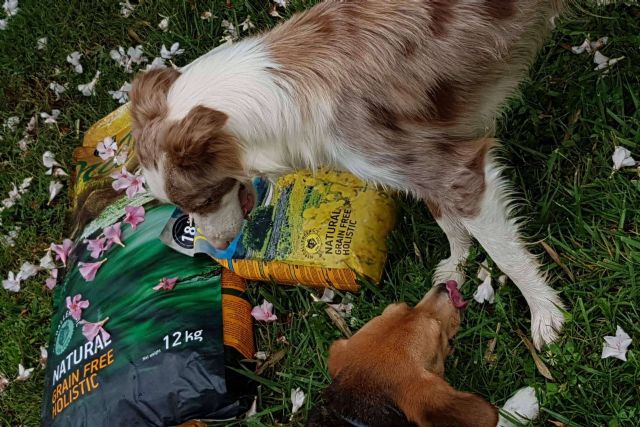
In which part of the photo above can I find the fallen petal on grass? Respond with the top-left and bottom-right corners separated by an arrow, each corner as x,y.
251,299 -> 277,322
601,326 -> 632,361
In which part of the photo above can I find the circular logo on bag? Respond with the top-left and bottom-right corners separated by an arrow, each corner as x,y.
303,230 -> 322,256
54,318 -> 75,356
173,214 -> 196,249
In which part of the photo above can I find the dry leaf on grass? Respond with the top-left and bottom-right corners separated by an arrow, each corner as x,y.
255,348 -> 287,375
541,241 -> 575,282
517,331 -> 554,381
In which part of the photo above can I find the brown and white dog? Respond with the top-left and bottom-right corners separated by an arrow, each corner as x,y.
130,0 -> 568,348
306,282 -> 537,427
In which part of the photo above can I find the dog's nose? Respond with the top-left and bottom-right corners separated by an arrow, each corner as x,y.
212,240 -> 230,250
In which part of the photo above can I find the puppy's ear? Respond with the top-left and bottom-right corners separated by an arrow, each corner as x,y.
164,105 -> 242,173
401,372 -> 498,427
327,339 -> 349,378
130,68 -> 181,125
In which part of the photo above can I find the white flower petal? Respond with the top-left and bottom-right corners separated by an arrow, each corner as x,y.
37,37 -> 47,50
160,42 -> 184,59
612,146 -> 636,171
498,386 -> 539,427
113,148 -> 128,165
601,326 -> 632,362
158,17 -> 169,31
77,71 -> 100,96
497,274 -> 508,286
3,271 -> 20,292
16,364 -> 34,381
26,115 -> 36,132
290,387 -> 305,414
3,0 -> 19,16
39,346 -> 48,368
0,19 -> 7,30
146,56 -> 166,70
571,39 -> 591,55
17,261 -> 40,281
66,51 -> 83,74
48,181 -> 64,204
48,82 -> 66,99
320,288 -> 335,303
40,110 -> 61,125
119,0 -> 135,17
473,275 -> 495,304
3,116 -> 20,131
39,251 -> 56,270
42,151 -> 61,169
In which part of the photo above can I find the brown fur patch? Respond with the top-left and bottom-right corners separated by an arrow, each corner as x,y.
425,199 -> 442,219
484,0 -> 517,20
429,0 -> 457,37
308,288 -> 496,427
130,68 -> 181,168
162,106 -> 244,214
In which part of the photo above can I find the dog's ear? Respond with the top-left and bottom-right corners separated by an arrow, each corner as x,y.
327,339 -> 349,378
164,105 -> 242,173
130,68 -> 181,125
130,68 -> 181,168
400,372 -> 498,427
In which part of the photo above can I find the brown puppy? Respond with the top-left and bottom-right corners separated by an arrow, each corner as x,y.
306,282 -> 498,427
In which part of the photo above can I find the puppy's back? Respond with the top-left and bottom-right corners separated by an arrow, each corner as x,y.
306,379 -> 418,427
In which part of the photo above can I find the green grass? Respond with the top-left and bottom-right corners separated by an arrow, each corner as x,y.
1,1 -> 639,426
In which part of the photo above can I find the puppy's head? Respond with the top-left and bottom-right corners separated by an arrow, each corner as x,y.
130,69 -> 253,249
307,283 -> 498,427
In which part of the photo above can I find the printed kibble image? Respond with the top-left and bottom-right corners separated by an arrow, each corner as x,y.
0,1 -> 638,426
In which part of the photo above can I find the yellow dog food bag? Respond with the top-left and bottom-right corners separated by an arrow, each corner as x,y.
75,104 -> 397,292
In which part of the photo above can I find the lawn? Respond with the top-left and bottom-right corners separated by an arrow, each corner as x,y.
0,1 -> 638,426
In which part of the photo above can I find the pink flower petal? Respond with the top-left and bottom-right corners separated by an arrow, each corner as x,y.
45,269 -> 58,290
66,294 -> 90,321
251,299 -> 277,322
50,239 -> 73,267
125,174 -> 146,198
79,318 -> 110,342
111,166 -> 133,191
153,277 -> 178,291
84,237 -> 109,258
104,223 -> 125,247
78,259 -> 106,282
124,205 -> 145,230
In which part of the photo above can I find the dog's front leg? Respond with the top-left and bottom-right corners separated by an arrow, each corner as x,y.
459,156 -> 565,349
425,199 -> 471,287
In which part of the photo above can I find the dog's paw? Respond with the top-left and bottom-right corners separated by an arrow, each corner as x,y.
432,257 -> 466,287
530,296 -> 565,349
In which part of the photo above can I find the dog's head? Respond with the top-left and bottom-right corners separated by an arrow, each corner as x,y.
130,69 -> 254,249
307,283 -> 498,427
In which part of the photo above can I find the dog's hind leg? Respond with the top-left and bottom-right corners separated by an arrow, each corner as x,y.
426,199 -> 471,287
459,156 -> 565,349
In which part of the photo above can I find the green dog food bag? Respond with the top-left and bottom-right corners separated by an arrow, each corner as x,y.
42,194 -> 255,426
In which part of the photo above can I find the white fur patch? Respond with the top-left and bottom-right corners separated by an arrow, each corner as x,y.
460,158 -> 565,348
192,181 -> 244,248
166,37 -> 336,177
142,158 -> 170,202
